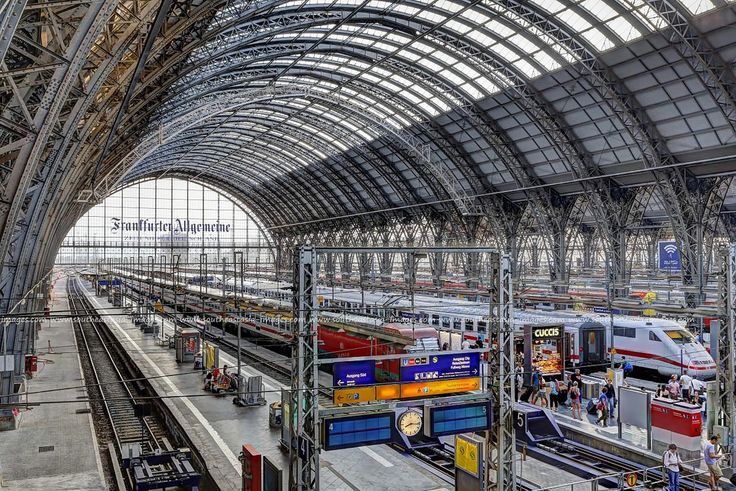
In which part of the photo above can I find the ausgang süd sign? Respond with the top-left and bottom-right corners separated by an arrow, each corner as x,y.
110,217 -> 231,235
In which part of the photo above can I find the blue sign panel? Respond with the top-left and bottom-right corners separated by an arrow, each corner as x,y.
333,360 -> 375,387
592,307 -> 623,315
400,353 -> 480,383
322,412 -> 394,450
429,401 -> 492,437
659,240 -> 681,271
98,278 -> 121,286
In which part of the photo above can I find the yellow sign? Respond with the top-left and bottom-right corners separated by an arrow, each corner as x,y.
625,472 -> 637,487
642,291 -> 657,304
400,377 -> 481,399
455,436 -> 480,477
643,308 -> 656,317
375,384 -> 401,401
333,386 -> 376,405
154,301 -> 164,313
606,368 -> 614,384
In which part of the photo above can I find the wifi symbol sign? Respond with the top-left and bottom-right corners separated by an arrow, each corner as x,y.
663,244 -> 678,255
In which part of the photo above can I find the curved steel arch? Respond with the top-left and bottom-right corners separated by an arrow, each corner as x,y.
125,104 -> 408,219
130,147 -> 330,226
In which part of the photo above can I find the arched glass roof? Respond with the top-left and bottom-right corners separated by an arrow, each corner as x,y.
92,0 -> 736,231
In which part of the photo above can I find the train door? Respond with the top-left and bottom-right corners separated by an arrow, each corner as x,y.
580,323 -> 605,365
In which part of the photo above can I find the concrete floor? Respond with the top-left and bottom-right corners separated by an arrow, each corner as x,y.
0,276 -> 106,490
83,279 -> 453,491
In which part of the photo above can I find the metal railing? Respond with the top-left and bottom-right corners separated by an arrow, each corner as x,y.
531,453 -> 730,491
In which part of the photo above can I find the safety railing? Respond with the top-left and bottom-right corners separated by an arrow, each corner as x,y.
531,453 -> 730,491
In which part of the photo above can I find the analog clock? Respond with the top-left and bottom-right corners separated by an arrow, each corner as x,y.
398,409 -> 423,437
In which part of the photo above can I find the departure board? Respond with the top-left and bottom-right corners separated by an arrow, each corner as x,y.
427,401 -> 491,437
322,412 -> 395,450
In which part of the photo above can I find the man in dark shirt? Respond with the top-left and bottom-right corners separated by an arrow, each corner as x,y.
569,368 -> 582,388
605,381 -> 616,419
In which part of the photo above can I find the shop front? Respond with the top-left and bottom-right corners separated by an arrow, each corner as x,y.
521,323 -> 565,384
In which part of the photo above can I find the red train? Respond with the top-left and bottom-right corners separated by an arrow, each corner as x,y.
318,319 -> 440,381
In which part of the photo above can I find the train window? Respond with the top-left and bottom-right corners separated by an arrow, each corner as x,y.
453,318 -> 462,330
648,332 -> 662,342
478,321 -> 487,332
613,326 -> 636,338
664,330 -> 695,345
442,317 -> 450,328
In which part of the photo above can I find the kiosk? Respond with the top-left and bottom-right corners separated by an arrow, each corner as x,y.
175,329 -> 199,363
522,323 -> 565,384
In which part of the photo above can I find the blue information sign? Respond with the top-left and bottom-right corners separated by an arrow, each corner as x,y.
322,412 -> 394,450
400,353 -> 480,383
98,278 -> 121,286
429,401 -> 492,437
333,360 -> 375,387
658,241 -> 681,271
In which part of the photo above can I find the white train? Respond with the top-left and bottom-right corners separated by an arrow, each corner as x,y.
314,288 -> 716,380
121,271 -> 716,380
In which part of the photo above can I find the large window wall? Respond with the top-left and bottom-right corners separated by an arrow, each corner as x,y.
56,178 -> 273,268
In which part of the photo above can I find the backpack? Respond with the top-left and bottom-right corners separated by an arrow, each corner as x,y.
597,397 -> 606,411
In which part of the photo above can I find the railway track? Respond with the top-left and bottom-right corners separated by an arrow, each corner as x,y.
68,277 -> 201,490
124,283 -> 545,488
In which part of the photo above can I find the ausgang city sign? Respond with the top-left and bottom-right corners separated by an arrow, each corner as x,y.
110,217 -> 231,235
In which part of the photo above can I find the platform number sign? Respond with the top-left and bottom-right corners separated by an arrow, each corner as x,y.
625,472 -> 637,487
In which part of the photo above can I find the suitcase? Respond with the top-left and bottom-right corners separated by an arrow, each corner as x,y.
587,399 -> 597,415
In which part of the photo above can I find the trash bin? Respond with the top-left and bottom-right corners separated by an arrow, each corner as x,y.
582,380 -> 599,400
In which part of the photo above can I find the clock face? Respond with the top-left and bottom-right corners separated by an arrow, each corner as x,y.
398,410 -> 423,437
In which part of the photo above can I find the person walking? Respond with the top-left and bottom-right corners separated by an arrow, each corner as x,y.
596,387 -> 609,426
531,367 -> 541,405
704,435 -> 723,490
667,374 -> 681,399
549,379 -> 559,411
605,380 -> 616,420
622,356 -> 633,381
680,370 -> 693,401
663,443 -> 683,491
515,366 -> 523,396
537,377 -> 549,408
569,382 -> 582,420
570,368 -> 582,387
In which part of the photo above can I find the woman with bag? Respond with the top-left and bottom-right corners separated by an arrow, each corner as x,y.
537,377 -> 549,408
570,382 -> 582,420
549,379 -> 559,411
596,387 -> 609,426
663,443 -> 683,490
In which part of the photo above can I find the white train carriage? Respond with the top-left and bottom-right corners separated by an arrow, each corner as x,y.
604,315 -> 715,379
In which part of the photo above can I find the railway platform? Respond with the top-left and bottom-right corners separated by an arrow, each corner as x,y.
0,275 -> 106,490
79,277 -> 454,491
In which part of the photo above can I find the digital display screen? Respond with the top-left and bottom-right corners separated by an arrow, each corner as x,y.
400,353 -> 480,382
323,412 -> 395,450
429,402 -> 491,437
